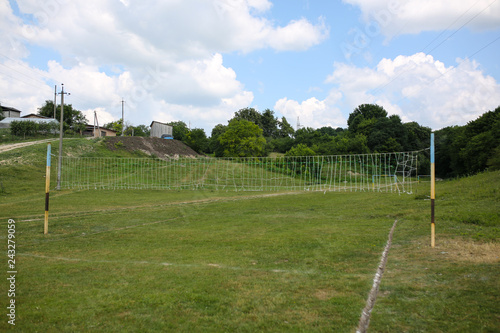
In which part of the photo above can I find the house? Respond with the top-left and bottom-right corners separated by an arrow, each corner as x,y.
0,107 -> 58,129
82,124 -> 117,137
150,121 -> 173,139
0,106 -> 21,118
21,113 -> 52,119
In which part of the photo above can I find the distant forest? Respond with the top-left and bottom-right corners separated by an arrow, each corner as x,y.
164,104 -> 499,179
7,101 -> 497,179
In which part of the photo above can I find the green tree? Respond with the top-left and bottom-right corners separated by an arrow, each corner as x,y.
487,146 -> 500,171
185,128 -> 209,153
346,133 -> 370,154
218,119 -> 266,157
278,116 -> 295,138
167,121 -> 189,141
294,127 -> 320,147
285,144 -> 316,156
435,125 -> 463,178
268,117 -> 295,152
267,137 -> 295,153
123,124 -> 150,137
347,104 -> 388,133
404,122 -> 431,151
459,108 -> 500,174
104,120 -> 123,136
366,115 -> 407,152
10,120 -> 40,138
261,109 -> 278,138
38,100 -> 87,132
435,107 -> 500,177
210,124 -> 227,156
347,105 -> 411,153
232,107 -> 263,128
460,131 -> 496,174
317,126 -> 342,137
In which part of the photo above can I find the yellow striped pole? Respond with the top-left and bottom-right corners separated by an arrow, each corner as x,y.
44,143 -> 51,235
430,133 -> 435,248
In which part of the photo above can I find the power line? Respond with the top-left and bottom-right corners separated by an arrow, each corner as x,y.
425,0 -> 498,55
421,0 -> 484,54
0,62 -> 48,86
0,68 -> 48,90
0,52 -> 58,84
371,0 -> 498,96
427,34 -> 500,85
467,34 -> 500,58
387,33 -> 500,112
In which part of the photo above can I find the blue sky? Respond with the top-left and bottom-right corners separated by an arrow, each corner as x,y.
1,0 -> 499,134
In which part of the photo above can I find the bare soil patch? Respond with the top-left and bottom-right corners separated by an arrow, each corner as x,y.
105,137 -> 200,159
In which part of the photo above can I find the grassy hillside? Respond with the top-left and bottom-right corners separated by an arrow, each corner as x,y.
0,140 -> 498,332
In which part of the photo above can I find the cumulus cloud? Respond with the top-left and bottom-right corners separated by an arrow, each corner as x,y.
0,54 -> 253,133
274,94 -> 346,129
343,0 -> 500,37
0,1 -> 29,59
325,52 -> 500,129
15,0 -> 327,63
82,107 -> 115,127
0,59 -> 52,114
267,17 -> 329,51
0,0 -> 329,133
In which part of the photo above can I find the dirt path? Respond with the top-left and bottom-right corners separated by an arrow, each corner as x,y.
0,138 -> 59,153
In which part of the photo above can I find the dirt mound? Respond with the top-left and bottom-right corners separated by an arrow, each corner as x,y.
105,137 -> 200,159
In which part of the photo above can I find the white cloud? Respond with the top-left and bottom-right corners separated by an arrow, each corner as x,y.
274,95 -> 346,129
0,0 -> 329,134
343,0 -> 500,37
82,107 -> 115,126
0,54 -> 253,134
0,59 -> 52,114
0,1 -> 30,59
267,17 -> 329,51
15,0 -> 327,63
325,52 -> 500,129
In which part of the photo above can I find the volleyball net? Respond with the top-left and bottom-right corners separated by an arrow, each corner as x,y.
59,151 -> 419,194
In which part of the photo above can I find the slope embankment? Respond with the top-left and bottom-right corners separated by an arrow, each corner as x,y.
104,137 -> 200,159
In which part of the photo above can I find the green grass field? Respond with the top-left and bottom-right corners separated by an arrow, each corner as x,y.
0,139 -> 499,332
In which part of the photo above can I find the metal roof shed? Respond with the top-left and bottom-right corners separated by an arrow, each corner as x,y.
150,121 -> 173,138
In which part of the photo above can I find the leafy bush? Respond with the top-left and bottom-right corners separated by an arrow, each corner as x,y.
9,120 -> 59,138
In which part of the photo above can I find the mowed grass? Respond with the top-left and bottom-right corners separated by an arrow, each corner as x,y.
0,139 -> 499,332
6,191 -> 396,332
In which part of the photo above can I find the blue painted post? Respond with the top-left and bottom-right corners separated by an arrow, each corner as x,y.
44,143 -> 51,234
430,133 -> 435,248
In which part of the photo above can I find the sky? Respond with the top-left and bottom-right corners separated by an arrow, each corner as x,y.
1,0 -> 499,134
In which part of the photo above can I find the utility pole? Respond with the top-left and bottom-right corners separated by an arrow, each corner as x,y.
121,98 -> 125,136
56,84 -> 70,190
94,110 -> 100,137
53,85 -> 57,119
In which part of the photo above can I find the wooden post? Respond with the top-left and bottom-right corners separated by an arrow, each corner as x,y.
430,133 -> 435,248
44,143 -> 51,234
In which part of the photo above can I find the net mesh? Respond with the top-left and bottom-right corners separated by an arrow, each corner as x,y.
60,151 -> 419,193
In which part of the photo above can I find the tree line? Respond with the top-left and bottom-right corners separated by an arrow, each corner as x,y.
10,101 -> 499,178
434,106 -> 500,177
168,104 -> 431,156
166,104 -> 499,178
